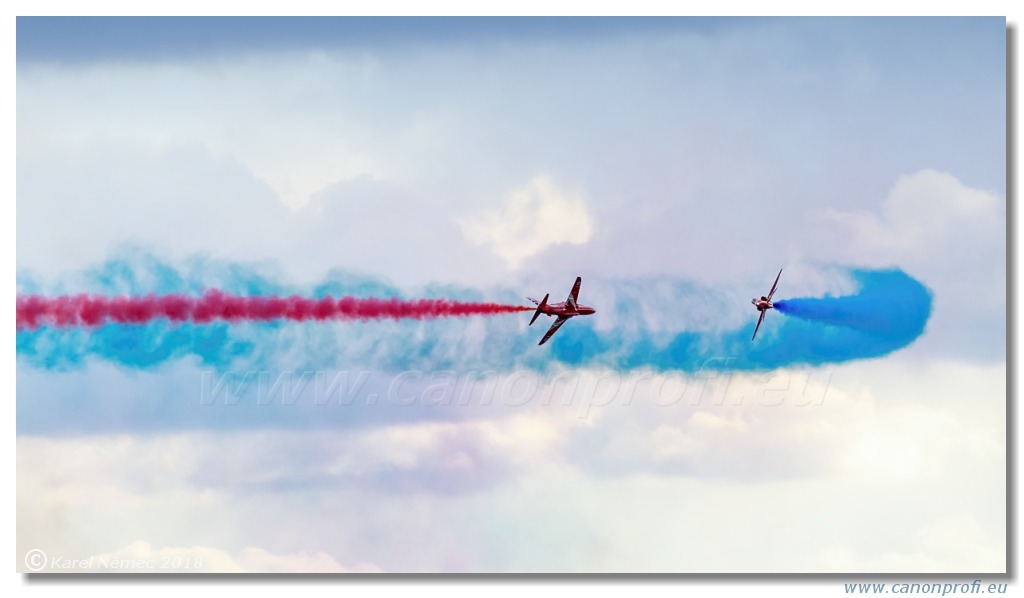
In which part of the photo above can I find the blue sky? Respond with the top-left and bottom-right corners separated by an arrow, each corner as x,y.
16,17 -> 741,64
15,16 -> 1007,574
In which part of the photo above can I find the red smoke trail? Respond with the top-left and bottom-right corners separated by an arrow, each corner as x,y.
16,291 -> 533,330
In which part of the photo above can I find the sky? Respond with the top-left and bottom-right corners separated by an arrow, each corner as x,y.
14,16 -> 1008,577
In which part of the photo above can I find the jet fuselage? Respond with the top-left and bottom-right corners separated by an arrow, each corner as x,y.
535,302 -> 596,318
752,296 -> 774,312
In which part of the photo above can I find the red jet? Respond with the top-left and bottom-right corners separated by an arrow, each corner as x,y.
751,268 -> 782,341
528,276 -> 596,345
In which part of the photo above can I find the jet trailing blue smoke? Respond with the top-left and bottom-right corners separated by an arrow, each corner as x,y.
746,268 -> 933,368
16,251 -> 932,374
774,270 -> 931,338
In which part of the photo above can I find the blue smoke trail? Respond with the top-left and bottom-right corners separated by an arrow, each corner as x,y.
16,252 -> 932,373
739,268 -> 933,368
774,269 -> 931,338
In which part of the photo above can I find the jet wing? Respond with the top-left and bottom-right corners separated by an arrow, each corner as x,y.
752,311 -> 766,341
767,269 -> 782,301
566,276 -> 582,311
539,316 -> 569,345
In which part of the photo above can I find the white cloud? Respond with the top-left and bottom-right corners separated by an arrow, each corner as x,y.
570,359 -> 1004,480
823,169 -> 1003,287
568,368 -> 856,479
818,515 -> 1004,573
69,540 -> 380,574
15,410 -> 574,572
18,57 -> 390,210
233,546 -> 380,573
16,410 -> 569,498
815,169 -> 1005,361
17,359 -> 1004,572
460,176 -> 594,269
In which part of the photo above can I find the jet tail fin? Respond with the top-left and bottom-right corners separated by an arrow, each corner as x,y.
530,294 -> 549,326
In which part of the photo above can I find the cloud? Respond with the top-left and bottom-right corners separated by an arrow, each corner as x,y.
460,175 -> 594,268
18,359 -> 1004,573
187,415 -> 567,495
16,142 -> 287,279
818,515 -> 1004,573
565,368 -> 849,480
17,24 -> 1006,298
16,353 -> 1004,572
817,169 -> 1004,361
74,541 -> 380,573
17,412 -> 568,497
16,417 -> 570,572
823,169 -> 1003,288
